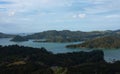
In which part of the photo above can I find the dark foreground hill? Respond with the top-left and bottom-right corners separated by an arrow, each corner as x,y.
0,45 -> 120,74
66,36 -> 120,49
0,45 -> 104,66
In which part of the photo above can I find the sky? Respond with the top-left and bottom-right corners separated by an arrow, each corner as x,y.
0,0 -> 120,33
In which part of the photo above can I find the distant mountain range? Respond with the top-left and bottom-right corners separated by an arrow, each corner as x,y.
10,29 -> 120,42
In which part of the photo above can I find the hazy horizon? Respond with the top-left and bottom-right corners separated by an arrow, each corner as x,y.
0,0 -> 120,33
1,29 -> 120,34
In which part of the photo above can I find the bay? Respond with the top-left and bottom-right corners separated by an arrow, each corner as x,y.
0,38 -> 120,62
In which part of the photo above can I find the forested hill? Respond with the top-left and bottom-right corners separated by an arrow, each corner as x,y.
0,32 -> 15,38
0,45 -> 105,74
66,36 -> 120,49
0,45 -> 120,74
11,30 -> 120,42
10,35 -> 28,42
0,45 -> 104,66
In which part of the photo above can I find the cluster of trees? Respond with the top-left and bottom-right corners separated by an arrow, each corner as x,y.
0,45 -> 105,74
0,63 -> 53,74
0,45 -> 104,66
11,30 -> 120,42
0,45 -> 120,74
66,36 -> 120,49
67,61 -> 120,74
1,61 -> 120,74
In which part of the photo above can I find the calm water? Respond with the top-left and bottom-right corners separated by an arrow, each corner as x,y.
0,38 -> 120,62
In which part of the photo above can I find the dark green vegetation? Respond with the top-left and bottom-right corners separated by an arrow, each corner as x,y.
67,61 -> 120,74
11,30 -> 120,42
0,45 -> 120,74
0,45 -> 104,66
11,35 -> 29,42
66,36 -> 120,49
0,32 -> 15,38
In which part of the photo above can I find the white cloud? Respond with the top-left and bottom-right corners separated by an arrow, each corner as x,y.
8,10 -> 16,16
73,13 -> 86,19
78,14 -> 86,18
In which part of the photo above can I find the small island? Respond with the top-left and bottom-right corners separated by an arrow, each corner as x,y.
11,35 -> 29,42
66,36 -> 120,49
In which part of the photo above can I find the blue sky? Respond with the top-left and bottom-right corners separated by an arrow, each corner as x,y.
0,0 -> 120,33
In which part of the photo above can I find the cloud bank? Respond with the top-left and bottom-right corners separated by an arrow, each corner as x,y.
0,0 -> 120,33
